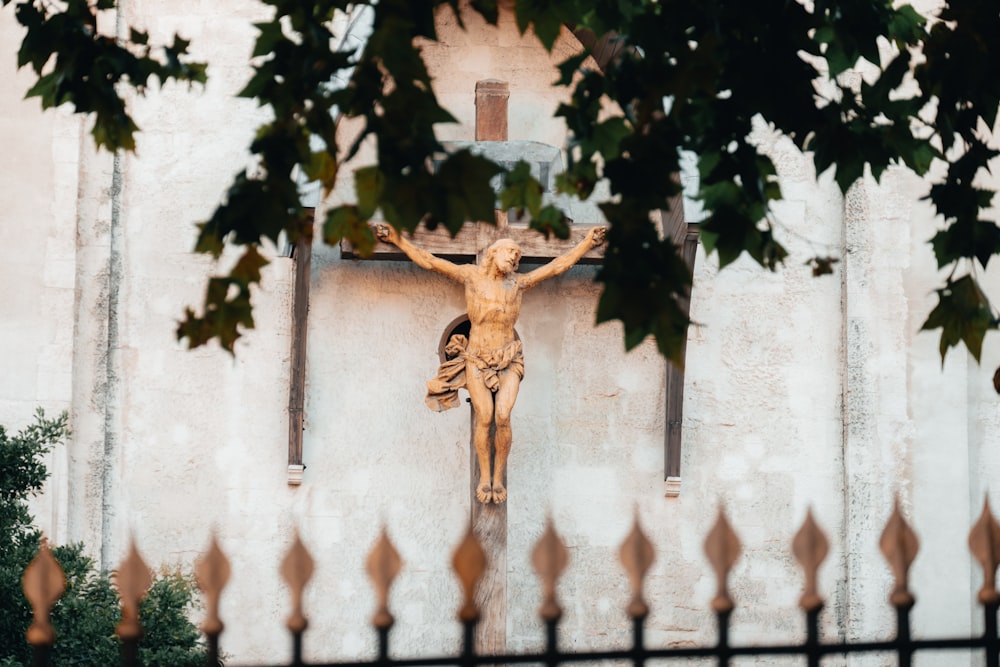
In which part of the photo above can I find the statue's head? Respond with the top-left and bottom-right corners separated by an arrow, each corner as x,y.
485,238 -> 521,274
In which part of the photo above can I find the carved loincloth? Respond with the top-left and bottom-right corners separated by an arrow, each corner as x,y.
425,335 -> 524,412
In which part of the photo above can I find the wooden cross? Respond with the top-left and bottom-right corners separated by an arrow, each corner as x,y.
297,77 -> 696,497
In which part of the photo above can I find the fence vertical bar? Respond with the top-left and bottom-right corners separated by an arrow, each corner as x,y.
533,518 -> 568,667
281,530 -> 315,667
460,619 -> 477,667
30,644 -> 51,667
115,540 -> 152,667
895,604 -> 913,667
377,626 -> 391,664
367,528 -> 402,667
970,498 -> 1000,667
206,633 -> 220,667
705,507 -> 740,667
880,499 -> 919,667
985,601 -> 999,667
619,513 -> 654,667
195,533 -> 230,667
452,526 -> 486,667
715,609 -> 731,667
291,630 -> 304,667
804,607 -> 821,667
793,508 -> 829,667
631,615 -> 646,667
121,637 -> 139,667
544,618 -> 560,667
23,540 -> 64,667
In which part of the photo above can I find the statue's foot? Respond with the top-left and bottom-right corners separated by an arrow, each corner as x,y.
476,482 -> 493,504
491,483 -> 507,504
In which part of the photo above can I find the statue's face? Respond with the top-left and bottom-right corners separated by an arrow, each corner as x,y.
491,242 -> 520,274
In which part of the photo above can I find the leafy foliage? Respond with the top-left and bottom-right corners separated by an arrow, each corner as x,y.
8,0 -> 1000,362
4,0 -> 205,151
0,411 -> 205,667
0,409 -> 67,662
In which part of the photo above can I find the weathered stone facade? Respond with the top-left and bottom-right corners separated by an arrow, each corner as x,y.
2,2 -> 999,664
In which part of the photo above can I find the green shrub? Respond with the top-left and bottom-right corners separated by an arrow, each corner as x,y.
0,410 -> 207,666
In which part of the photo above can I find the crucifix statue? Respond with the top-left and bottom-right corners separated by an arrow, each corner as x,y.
375,222 -> 606,503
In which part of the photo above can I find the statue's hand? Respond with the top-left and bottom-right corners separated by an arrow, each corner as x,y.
374,223 -> 399,245
588,226 -> 607,247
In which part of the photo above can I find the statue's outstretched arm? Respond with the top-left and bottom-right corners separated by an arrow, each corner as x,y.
519,226 -> 606,289
375,223 -> 467,282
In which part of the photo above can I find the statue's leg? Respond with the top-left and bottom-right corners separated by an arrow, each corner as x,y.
466,368 -> 495,504
490,371 -> 521,504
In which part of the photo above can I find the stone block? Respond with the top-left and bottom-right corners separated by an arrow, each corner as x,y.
442,140 -> 563,192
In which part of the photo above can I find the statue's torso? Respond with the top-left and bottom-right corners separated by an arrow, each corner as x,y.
464,273 -> 522,354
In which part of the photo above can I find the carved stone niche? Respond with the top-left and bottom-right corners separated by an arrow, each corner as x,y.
438,315 -> 520,363
438,315 -> 472,363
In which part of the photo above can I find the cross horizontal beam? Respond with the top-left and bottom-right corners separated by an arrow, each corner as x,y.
340,219 -> 605,265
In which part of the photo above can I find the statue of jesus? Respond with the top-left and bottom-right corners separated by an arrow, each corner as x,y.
375,223 -> 606,504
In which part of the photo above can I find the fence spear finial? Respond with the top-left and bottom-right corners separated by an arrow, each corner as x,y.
619,510 -> 655,619
23,537 -> 66,647
792,508 -> 829,612
704,505 -> 741,613
452,525 -> 487,623
969,495 -> 1000,605
532,516 -> 569,622
195,531 -> 232,636
879,496 -> 919,609
366,526 -> 402,629
281,528 -> 315,634
115,537 -> 153,641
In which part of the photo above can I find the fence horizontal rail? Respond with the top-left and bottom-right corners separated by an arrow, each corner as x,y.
21,498 -> 1000,667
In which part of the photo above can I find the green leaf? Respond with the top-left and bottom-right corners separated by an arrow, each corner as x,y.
806,256 -> 839,277
23,72 -> 59,108
323,205 -> 376,256
909,141 -> 937,176
239,61 -> 277,100
303,150 -> 339,194
888,5 -> 927,46
651,304 -> 690,368
435,150 -> 503,233
931,220 -> 1000,269
354,166 -> 384,220
513,0 -> 564,50
230,246 -> 269,283
129,28 -> 149,46
555,52 -> 588,86
832,153 -> 865,193
500,161 -> 543,217
252,21 -> 284,58
92,113 -> 139,153
469,0 -> 499,24
813,26 -> 835,45
922,275 -> 994,362
531,204 -> 570,239
698,207 -> 759,268
177,277 -> 255,354
587,117 -> 630,156
825,43 -> 856,77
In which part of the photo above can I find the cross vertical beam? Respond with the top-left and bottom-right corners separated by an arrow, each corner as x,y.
471,79 -> 507,660
476,80 -> 509,142
469,413 -> 506,658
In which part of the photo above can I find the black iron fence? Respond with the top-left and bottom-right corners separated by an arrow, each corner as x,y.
21,499 -> 1000,666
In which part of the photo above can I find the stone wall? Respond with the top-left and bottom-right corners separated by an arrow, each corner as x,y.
2,2 -> 1000,664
